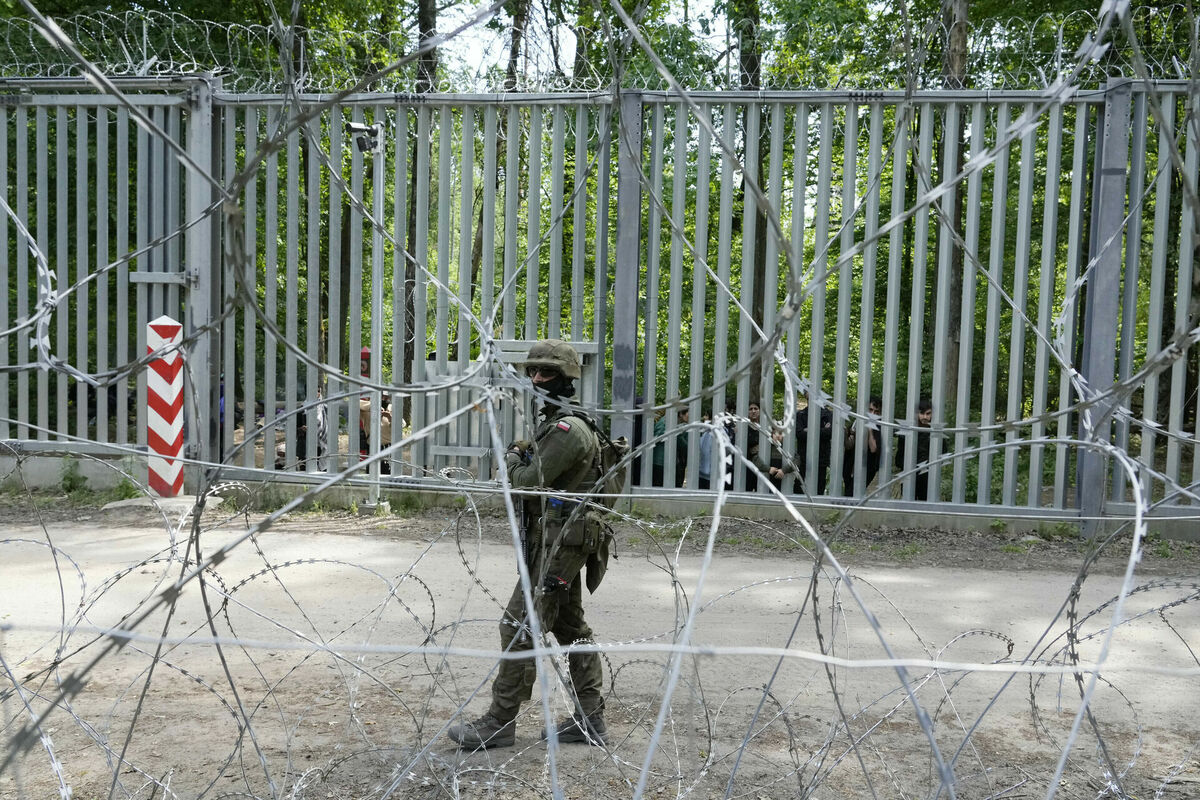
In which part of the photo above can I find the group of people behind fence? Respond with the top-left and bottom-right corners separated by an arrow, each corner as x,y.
632,394 -> 936,500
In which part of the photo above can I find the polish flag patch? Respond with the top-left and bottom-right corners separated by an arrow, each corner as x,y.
556,421 -> 572,432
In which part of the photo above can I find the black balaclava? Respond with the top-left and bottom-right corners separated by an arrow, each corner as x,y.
536,373 -> 577,417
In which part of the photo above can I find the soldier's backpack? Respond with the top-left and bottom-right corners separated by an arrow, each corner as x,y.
578,416 -> 629,509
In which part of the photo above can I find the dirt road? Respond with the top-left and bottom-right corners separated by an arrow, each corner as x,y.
2,505 -> 1198,799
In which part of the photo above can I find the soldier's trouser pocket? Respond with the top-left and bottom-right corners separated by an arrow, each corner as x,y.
545,509 -> 602,553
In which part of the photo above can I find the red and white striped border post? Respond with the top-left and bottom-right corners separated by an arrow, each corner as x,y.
146,315 -> 184,497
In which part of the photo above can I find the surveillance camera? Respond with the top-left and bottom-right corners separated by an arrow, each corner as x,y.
345,121 -> 384,153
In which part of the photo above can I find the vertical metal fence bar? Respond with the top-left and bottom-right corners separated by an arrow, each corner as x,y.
435,105 -> 451,376
115,107 -> 129,445
806,103 -> 833,492
75,105 -> 89,439
0,109 -> 8,438
978,103 -> 1010,505
479,105 -> 498,475
370,104 -> 388,486
412,106 -> 432,467
263,107 -> 280,471
665,101 -> 690,490
392,105 -> 409,476
1139,94 -> 1175,501
524,106 -> 543,341
96,108 -> 109,443
787,102 -> 809,491
879,104 -> 908,493
853,104 -> 883,497
901,103 -> 934,500
1180,112 -> 1200,495
502,107 -> 519,341
686,106 -> 711,486
1055,102 -> 1091,507
641,102 -> 664,488
55,106 -> 69,440
221,107 -> 237,462
326,107 -> 343,469
305,112 -> 321,471
243,107 -> 259,468
1112,91 -> 1147,503
145,109 -> 159,320
456,106 -> 474,470
429,104 -> 448,471
185,83 -> 215,467
829,102 -> 857,495
548,104 -> 565,339
759,101 -> 785,492
0,107 -> 6,439
15,106 -> 28,440
713,102 -> 735,470
1079,81 -> 1131,526
735,102 -> 759,493
285,122 -> 300,468
593,105 -> 611,404
167,107 -> 181,315
349,107 -> 367,464
612,92 -> 643,446
571,105 -> 587,341
36,106 -> 48,440
481,103 -> 498,335
928,102 -> 959,501
1029,104 -> 1065,506
952,102 -> 984,503
134,109 -> 150,448
1002,103 -> 1037,507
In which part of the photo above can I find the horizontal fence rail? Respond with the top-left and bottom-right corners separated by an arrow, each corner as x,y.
0,79 -> 1197,520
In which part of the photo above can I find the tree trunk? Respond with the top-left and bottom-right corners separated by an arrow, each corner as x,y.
505,0 -> 531,90
941,0 -> 968,409
731,0 -> 768,398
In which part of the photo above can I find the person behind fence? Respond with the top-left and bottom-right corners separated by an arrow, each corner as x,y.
754,429 -> 796,490
894,396 -> 933,501
842,395 -> 882,495
448,339 -> 610,750
795,392 -> 833,495
744,400 -> 762,492
358,346 -> 393,473
674,407 -> 690,488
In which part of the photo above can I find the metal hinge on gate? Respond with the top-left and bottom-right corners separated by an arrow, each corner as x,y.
129,270 -> 198,287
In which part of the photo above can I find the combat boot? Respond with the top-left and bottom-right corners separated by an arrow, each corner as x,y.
542,712 -> 608,745
447,713 -> 516,749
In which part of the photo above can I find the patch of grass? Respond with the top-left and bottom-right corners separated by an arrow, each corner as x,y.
394,493 -> 422,513
1001,543 -> 1030,554
107,479 -> 141,501
1038,521 -> 1077,541
989,518 -> 1007,533
896,542 -> 923,560
60,458 -> 87,495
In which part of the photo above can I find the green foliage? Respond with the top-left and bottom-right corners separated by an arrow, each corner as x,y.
60,458 -> 87,495
109,478 -> 140,501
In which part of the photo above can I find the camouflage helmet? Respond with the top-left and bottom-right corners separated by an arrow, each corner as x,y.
524,339 -> 581,380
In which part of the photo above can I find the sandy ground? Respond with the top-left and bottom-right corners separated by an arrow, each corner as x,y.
1,504 -> 1198,799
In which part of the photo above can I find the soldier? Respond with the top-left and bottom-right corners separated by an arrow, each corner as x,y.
448,339 -> 609,750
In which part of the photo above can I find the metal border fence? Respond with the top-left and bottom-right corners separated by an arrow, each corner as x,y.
1,77 -> 1197,520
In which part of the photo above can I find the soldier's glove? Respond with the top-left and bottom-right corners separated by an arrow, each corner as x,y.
507,440 -> 533,464
541,574 -> 570,594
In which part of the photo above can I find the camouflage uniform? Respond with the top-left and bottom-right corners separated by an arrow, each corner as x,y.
489,403 -> 606,722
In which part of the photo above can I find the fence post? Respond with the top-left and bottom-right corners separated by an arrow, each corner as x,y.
184,75 -> 217,470
1077,79 -> 1131,535
611,91 -> 642,449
